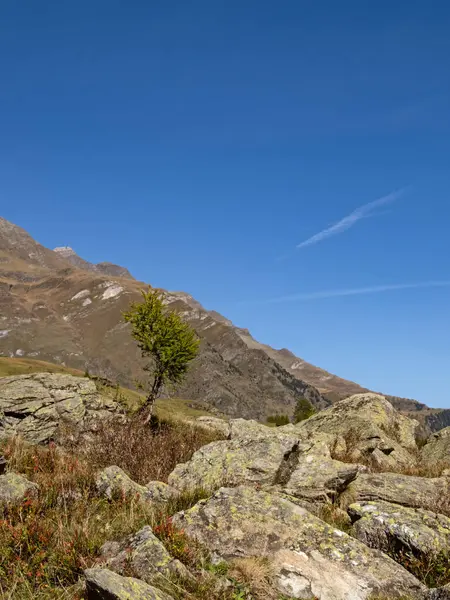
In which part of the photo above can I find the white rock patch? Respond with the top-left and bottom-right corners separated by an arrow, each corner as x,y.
71,289 -> 90,301
82,298 -> 92,306
0,330 -> 9,338
15,349 -> 25,356
101,284 -> 123,300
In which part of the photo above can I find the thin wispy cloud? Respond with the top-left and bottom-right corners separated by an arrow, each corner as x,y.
296,188 -> 408,249
253,281 -> 450,305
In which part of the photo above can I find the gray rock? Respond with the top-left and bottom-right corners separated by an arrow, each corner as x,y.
95,466 -> 148,500
0,373 -> 123,444
101,525 -> 190,583
297,393 -> 418,469
0,472 -> 38,505
430,584 -> 450,599
168,432 -> 304,492
341,472 -> 449,511
422,427 -> 450,466
145,481 -> 176,503
173,485 -> 428,600
349,500 -> 450,559
280,436 -> 365,502
168,429 -> 364,503
84,567 -> 174,600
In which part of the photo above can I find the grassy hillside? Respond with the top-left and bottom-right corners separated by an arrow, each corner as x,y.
0,358 -> 217,422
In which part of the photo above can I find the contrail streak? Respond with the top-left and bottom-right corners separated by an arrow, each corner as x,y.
296,188 -> 407,249
256,281 -> 450,304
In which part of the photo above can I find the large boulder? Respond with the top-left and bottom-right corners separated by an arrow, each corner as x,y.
0,373 -> 124,444
169,427 -> 365,503
279,436 -> 365,502
348,500 -> 450,560
173,485 -> 428,600
84,568 -> 174,600
168,432 -> 303,492
341,472 -> 449,511
100,525 -> 190,583
0,472 -> 38,505
297,393 -> 418,469
422,427 -> 450,466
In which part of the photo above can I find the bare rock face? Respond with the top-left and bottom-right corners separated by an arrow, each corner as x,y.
297,393 -> 418,469
0,373 -> 124,444
349,500 -> 450,559
84,568 -> 174,600
422,427 -> 450,466
173,486 -> 428,600
341,472 -> 449,511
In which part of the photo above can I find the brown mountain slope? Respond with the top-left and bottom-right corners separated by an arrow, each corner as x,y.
0,217 -> 329,419
0,216 -> 448,429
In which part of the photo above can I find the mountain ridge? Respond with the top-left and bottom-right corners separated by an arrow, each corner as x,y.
0,216 -> 448,430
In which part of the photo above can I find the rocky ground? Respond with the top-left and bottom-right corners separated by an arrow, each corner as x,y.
1,373 -> 450,599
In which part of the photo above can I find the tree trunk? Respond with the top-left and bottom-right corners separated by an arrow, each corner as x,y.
141,373 -> 164,425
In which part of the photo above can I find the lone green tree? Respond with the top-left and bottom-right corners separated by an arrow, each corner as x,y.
293,397 -> 316,423
124,289 -> 200,423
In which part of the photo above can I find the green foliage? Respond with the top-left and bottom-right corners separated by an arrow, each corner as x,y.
267,415 -> 290,427
123,289 -> 200,421
386,547 -> 450,588
293,397 -> 316,423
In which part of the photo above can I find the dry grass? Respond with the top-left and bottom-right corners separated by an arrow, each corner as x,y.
316,503 -> 352,534
76,417 -> 223,485
0,421 -> 286,600
0,437 -> 155,599
229,557 -> 277,599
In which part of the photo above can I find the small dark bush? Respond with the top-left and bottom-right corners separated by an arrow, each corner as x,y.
266,414 -> 290,427
293,397 -> 316,423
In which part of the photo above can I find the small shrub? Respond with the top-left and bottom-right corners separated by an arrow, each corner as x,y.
153,516 -> 205,568
293,397 -> 316,423
266,415 -> 290,427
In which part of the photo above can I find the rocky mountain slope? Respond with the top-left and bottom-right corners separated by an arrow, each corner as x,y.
0,216 -> 448,429
2,378 -> 450,599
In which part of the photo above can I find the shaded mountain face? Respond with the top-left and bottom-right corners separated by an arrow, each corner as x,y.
0,216 -> 448,428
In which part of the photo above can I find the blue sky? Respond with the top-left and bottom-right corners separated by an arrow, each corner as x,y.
1,1 -> 450,407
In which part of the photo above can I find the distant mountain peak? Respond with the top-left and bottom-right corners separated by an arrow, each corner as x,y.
53,246 -> 134,279
54,246 -> 77,256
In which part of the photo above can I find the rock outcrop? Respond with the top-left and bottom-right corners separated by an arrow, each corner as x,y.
173,485 -> 428,600
341,472 -> 449,510
349,500 -> 450,559
297,393 -> 418,469
95,466 -> 176,503
0,373 -> 124,444
422,427 -> 450,466
100,525 -> 190,583
95,466 -> 148,500
84,568 -> 174,600
0,472 -> 38,505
